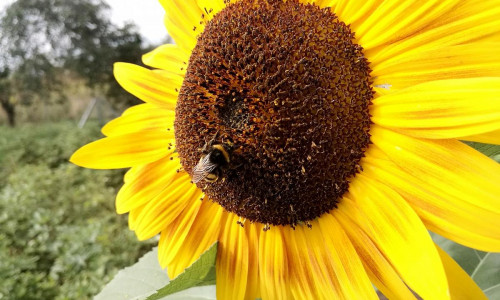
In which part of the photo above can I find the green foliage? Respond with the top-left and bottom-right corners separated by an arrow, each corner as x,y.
146,243 -> 217,300
0,121 -> 153,300
432,233 -> 500,299
0,121 -> 102,183
95,248 -> 216,300
95,248 -> 170,300
465,141 -> 500,163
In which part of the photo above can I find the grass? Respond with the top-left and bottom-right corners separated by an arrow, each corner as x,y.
0,120 -> 154,300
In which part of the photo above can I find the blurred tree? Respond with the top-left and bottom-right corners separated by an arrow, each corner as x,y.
0,0 -> 146,126
0,68 -> 15,126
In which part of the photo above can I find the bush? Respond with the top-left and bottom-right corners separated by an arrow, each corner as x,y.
0,121 -> 153,300
0,121 -> 102,175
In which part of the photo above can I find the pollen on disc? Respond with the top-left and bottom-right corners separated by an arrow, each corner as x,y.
175,0 -> 373,226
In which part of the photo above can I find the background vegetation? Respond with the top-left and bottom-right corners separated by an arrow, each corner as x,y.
0,0 -> 159,298
0,121 -> 155,300
0,0 -> 147,127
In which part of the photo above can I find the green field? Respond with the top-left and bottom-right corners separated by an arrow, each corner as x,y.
0,121 -> 154,300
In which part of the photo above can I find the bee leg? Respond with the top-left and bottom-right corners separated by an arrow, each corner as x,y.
231,162 -> 244,169
207,130 -> 219,146
200,130 -> 219,153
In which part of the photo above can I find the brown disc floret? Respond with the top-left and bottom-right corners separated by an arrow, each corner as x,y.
175,0 -> 373,226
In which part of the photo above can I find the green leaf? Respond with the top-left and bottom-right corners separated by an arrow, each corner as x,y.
146,243 -> 218,300
464,141 -> 500,162
473,254 -> 500,299
431,233 -> 500,299
95,244 -> 218,300
151,286 -> 216,300
94,248 -> 170,300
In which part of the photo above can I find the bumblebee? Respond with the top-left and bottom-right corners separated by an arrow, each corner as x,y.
192,133 -> 233,183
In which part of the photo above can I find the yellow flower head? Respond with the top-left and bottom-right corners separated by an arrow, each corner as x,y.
72,0 -> 500,299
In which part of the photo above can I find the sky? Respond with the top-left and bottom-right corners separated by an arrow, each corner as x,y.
104,0 -> 167,45
0,0 -> 167,45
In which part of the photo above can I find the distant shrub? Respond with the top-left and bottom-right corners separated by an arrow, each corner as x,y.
0,121 -> 101,171
0,121 -> 154,300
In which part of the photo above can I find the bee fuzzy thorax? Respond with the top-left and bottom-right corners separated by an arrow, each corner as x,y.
211,144 -> 231,164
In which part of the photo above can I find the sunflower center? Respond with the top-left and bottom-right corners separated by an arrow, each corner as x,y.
175,0 -> 373,226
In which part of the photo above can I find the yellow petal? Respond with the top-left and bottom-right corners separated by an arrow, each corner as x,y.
460,129 -> 500,145
163,15 -> 196,52
133,175 -> 199,241
123,165 -> 140,183
128,202 -> 146,231
244,222 -> 261,300
282,216 -> 377,300
196,0 -> 226,21
159,0 -> 204,51
370,126 -> 500,214
333,0 -> 380,28
142,44 -> 189,76
341,174 -> 449,300
316,214 -> 378,300
363,144 -> 500,252
70,130 -> 172,169
163,200 -> 223,281
373,86 -> 392,97
378,120 -> 500,142
368,1 -> 500,65
436,245 -> 487,300
102,104 -> 174,137
356,0 -> 460,50
335,211 -> 417,300
116,154 -> 180,214
158,193 -> 203,277
313,0 -> 339,10
372,44 -> 500,90
216,213 -> 249,300
282,224 -> 326,300
371,78 -> 500,140
114,63 -> 183,109
258,226 -> 291,300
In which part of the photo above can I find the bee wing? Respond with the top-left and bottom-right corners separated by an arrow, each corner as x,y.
192,154 -> 218,183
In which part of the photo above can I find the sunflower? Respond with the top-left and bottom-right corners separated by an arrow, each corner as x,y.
71,0 -> 500,298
